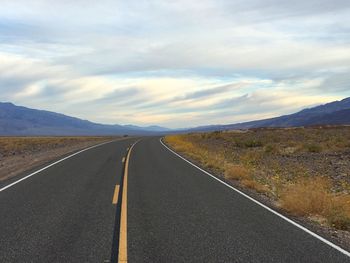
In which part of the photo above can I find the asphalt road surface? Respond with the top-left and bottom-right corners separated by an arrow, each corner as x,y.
1,136 -> 349,262
0,138 -> 137,262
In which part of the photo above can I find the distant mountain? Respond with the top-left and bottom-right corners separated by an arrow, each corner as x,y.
123,124 -> 170,132
302,108 -> 350,125
2,97 -> 349,136
298,97 -> 350,116
0,102 -> 169,136
186,97 -> 350,132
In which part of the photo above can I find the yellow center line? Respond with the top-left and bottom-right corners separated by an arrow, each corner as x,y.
118,140 -> 140,263
112,185 -> 120,204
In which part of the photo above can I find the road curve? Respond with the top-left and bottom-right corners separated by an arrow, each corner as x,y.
0,136 -> 349,262
127,137 -> 350,263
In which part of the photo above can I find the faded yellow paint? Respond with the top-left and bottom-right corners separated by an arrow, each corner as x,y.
112,185 -> 120,204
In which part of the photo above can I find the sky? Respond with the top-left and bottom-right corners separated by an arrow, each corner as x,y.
0,0 -> 349,128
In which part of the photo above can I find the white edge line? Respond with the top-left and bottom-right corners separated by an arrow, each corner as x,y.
0,140 -> 119,193
160,138 -> 350,258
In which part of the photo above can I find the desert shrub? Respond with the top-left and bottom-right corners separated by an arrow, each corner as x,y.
165,135 -> 194,152
304,143 -> 322,153
224,164 -> 250,180
280,177 -> 350,229
166,135 -> 225,172
234,138 -> 263,148
243,139 -> 263,148
206,131 -> 223,140
264,144 -> 278,154
241,179 -> 268,193
280,177 -> 331,216
240,151 -> 263,166
205,152 -> 225,172
326,195 -> 350,230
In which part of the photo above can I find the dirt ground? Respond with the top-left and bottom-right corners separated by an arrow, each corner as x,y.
0,137 -> 115,181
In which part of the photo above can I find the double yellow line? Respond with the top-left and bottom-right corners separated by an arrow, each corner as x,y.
112,140 -> 139,263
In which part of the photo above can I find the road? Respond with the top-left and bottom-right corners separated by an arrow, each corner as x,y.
0,137 -> 349,262
0,138 -> 136,262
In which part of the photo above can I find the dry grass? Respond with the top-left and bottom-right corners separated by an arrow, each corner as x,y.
0,136 -> 111,157
165,126 -> 350,231
280,177 -> 332,216
241,179 -> 269,193
280,177 -> 350,230
224,164 -> 250,180
328,195 -> 350,230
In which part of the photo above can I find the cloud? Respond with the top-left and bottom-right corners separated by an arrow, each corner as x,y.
318,71 -> 350,92
172,83 -> 247,101
0,1 -> 349,128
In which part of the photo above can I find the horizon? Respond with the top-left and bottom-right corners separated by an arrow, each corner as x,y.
2,95 -> 349,130
1,1 -> 350,128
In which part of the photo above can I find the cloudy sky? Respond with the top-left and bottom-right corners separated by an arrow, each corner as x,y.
1,0 -> 349,128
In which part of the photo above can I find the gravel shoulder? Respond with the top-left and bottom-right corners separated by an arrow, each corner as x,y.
0,137 -> 118,182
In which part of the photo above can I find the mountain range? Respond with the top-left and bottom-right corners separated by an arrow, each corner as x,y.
0,102 -> 169,136
186,97 -> 350,132
1,97 -> 350,136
